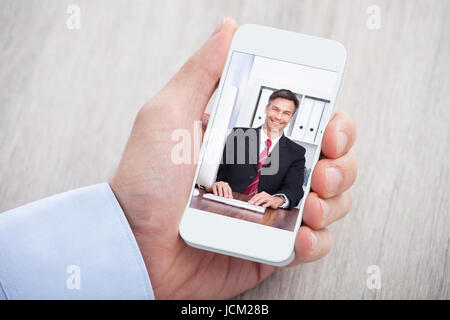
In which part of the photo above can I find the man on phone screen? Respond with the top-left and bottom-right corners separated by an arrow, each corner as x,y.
208,89 -> 306,210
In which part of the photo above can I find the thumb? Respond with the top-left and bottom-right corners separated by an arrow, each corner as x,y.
155,18 -> 239,122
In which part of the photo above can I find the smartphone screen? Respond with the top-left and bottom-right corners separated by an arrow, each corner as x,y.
189,50 -> 339,232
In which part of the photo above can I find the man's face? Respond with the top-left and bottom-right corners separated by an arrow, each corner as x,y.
264,97 -> 296,132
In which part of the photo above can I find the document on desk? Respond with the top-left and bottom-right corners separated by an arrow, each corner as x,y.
203,193 -> 266,213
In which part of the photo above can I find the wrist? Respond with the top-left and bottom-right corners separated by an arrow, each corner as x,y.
108,180 -> 158,295
275,195 -> 285,207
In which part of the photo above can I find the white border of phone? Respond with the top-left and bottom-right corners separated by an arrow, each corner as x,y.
179,24 -> 347,266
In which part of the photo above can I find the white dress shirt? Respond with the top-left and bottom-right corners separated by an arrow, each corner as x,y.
259,127 -> 290,209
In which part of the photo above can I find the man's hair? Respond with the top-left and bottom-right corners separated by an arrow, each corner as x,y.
267,89 -> 299,112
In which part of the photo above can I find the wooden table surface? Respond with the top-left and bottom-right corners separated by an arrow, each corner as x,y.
190,188 -> 299,231
0,0 -> 448,299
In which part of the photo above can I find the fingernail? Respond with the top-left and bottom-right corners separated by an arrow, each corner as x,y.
337,131 -> 348,155
325,167 -> 342,195
311,231 -> 318,251
212,18 -> 225,36
319,198 -> 330,226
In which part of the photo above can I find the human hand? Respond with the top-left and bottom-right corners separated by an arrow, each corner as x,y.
109,18 -> 357,299
248,191 -> 284,209
209,181 -> 233,199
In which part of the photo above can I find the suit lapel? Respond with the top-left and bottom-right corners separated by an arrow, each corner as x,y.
259,131 -> 286,192
264,132 -> 286,164
253,126 -> 262,172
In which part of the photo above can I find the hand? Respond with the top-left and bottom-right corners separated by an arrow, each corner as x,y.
209,181 -> 233,199
248,191 -> 284,209
109,18 -> 357,299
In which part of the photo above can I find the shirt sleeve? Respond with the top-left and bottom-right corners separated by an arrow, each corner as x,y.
0,183 -> 155,300
273,193 -> 290,209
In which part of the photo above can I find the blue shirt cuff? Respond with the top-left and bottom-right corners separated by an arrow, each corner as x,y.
0,183 -> 155,299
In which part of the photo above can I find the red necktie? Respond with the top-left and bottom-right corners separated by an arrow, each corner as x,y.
242,138 -> 272,196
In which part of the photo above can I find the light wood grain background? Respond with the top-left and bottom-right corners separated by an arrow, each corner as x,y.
0,0 -> 448,299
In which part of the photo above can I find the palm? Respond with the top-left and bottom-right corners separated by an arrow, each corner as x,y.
110,19 -> 356,299
149,234 -> 276,299
111,104 -> 277,299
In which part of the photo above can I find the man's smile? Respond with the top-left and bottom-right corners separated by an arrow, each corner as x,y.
269,117 -> 285,128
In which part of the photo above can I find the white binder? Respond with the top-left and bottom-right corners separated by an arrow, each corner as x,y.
251,88 -> 273,128
291,97 -> 314,141
304,100 -> 325,143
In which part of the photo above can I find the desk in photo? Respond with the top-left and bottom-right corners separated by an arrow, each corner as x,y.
189,189 -> 300,231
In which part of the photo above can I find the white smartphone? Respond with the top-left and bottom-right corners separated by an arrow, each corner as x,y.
179,24 -> 346,266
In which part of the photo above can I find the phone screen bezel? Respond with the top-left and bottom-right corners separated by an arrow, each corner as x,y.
179,24 -> 347,266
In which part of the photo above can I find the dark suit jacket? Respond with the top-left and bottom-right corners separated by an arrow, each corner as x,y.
216,126 -> 306,210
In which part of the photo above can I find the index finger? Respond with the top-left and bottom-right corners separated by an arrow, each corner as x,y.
248,193 -> 262,205
321,109 -> 357,159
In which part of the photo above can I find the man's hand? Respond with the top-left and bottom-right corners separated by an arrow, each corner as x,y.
208,181 -> 233,199
109,18 -> 357,299
248,191 -> 284,209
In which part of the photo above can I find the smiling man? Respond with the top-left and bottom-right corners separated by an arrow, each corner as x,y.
210,89 -> 306,210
